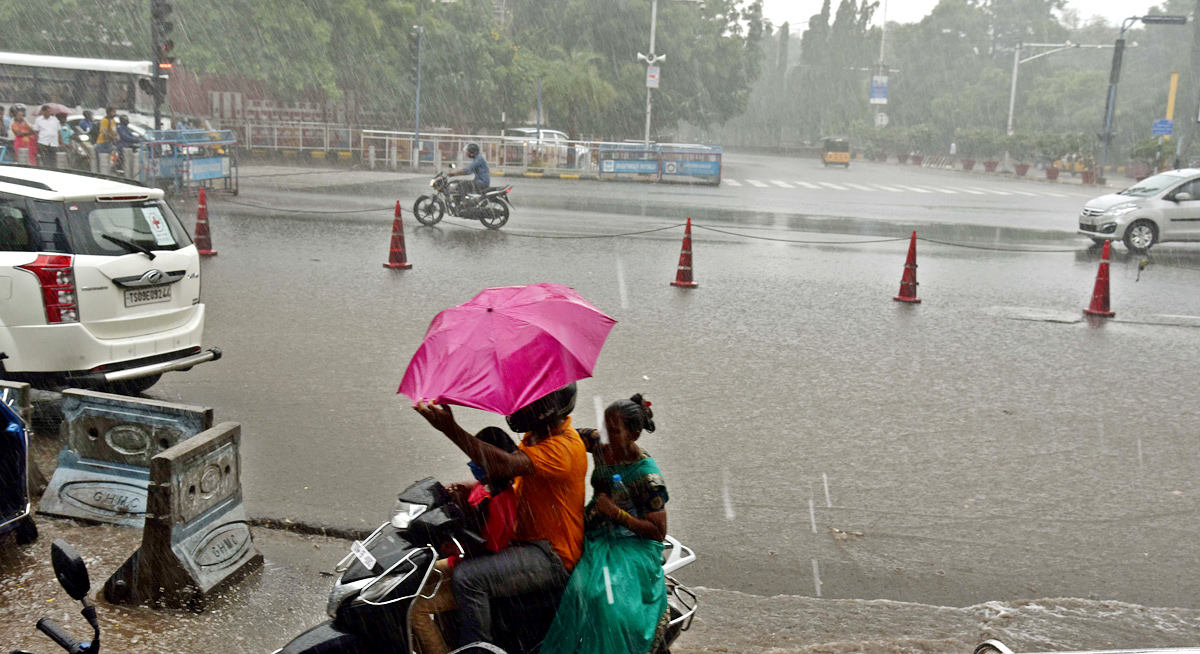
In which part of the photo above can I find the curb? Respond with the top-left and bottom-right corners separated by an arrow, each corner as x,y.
493,170 -> 596,181
248,516 -> 369,541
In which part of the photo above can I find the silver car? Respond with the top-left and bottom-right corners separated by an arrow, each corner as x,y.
1077,169 -> 1200,253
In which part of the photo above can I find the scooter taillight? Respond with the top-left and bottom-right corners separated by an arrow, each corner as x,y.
17,254 -> 79,324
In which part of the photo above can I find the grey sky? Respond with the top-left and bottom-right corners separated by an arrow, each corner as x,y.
760,0 -> 1169,35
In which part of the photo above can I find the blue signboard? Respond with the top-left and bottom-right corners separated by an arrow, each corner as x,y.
663,160 -> 720,177
1153,119 -> 1174,136
189,157 -> 231,181
870,75 -> 889,105
602,159 -> 659,174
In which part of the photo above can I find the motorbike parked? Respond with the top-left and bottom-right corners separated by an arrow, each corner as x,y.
11,539 -> 102,654
273,477 -> 698,654
413,168 -> 513,230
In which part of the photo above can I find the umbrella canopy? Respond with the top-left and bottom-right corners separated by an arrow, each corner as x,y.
399,283 -> 616,416
39,103 -> 70,116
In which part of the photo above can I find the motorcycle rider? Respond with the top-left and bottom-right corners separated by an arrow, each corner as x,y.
413,383 -> 587,648
448,142 -> 490,206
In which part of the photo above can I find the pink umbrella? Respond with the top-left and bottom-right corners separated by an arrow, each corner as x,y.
399,283 -> 616,416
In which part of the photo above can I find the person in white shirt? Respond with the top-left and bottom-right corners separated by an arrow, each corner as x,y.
33,105 -> 62,167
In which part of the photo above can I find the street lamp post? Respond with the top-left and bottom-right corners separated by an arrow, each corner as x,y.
1007,42 -> 1115,136
638,0 -> 664,145
1099,14 -> 1188,183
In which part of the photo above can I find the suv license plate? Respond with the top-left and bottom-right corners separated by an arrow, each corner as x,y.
125,285 -> 172,307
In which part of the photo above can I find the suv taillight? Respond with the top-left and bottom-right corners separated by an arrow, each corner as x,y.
17,254 -> 79,324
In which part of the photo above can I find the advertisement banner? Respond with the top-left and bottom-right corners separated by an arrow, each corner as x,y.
663,160 -> 720,177
870,75 -> 889,105
602,159 -> 659,174
188,157 -> 231,181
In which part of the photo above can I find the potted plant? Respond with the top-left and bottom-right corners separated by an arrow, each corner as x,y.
975,127 -> 1003,172
1075,133 -> 1099,185
1008,132 -> 1036,177
893,127 -> 911,164
956,128 -> 977,170
907,124 -> 936,166
1036,133 -> 1064,180
1127,137 -> 1165,182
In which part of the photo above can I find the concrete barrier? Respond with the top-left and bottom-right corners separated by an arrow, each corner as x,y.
38,390 -> 213,527
104,422 -> 262,609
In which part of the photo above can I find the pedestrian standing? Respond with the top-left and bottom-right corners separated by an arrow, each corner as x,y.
9,106 -> 38,165
1,105 -> 11,136
34,105 -> 61,167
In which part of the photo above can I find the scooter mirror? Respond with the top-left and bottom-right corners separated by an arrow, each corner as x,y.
449,163 -> 457,170
50,539 -> 90,601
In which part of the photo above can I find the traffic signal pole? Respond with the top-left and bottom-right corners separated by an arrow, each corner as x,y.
150,0 -> 175,130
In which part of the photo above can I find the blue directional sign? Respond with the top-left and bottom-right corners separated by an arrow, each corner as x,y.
870,75 -> 889,105
1153,119 -> 1174,136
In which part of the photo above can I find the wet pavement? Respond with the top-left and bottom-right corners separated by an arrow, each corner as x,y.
125,164 -> 1200,610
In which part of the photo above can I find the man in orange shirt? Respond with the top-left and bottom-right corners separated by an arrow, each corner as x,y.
414,383 -> 586,648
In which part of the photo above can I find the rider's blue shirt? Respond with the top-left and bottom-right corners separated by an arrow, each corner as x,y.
464,154 -> 490,187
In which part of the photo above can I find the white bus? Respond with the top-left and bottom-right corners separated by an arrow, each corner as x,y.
0,51 -> 159,118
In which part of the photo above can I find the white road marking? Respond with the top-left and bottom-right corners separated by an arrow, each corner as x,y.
819,182 -> 849,190
896,185 -> 933,194
722,469 -> 736,520
796,181 -> 822,189
949,187 -> 986,195
844,183 -> 874,191
923,186 -> 958,194
823,473 -> 832,508
809,499 -> 817,533
746,179 -> 769,188
724,179 -> 742,187
616,259 -> 629,309
971,187 -> 1012,195
873,184 -> 904,192
770,180 -> 794,188
812,559 -> 822,597
1041,191 -> 1068,197
1010,190 -> 1039,196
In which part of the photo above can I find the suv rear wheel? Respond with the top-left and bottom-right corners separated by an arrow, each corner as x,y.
1123,219 -> 1157,253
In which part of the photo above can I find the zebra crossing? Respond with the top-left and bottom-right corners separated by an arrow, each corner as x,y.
727,178 -> 1094,198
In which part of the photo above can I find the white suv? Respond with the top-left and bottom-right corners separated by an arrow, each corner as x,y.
0,165 -> 219,393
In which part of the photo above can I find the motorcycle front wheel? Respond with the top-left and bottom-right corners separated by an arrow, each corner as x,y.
413,196 -> 445,226
479,199 -> 510,230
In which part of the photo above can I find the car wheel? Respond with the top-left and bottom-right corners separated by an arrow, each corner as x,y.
1123,219 -> 1157,253
479,199 -> 509,230
105,373 -> 162,396
15,516 -> 37,545
413,196 -> 444,226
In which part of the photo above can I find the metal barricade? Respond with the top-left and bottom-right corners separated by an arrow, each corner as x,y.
659,143 -> 722,185
599,144 -> 662,181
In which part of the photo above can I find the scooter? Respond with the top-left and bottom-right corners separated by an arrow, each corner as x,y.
11,539 -> 102,654
413,168 -> 514,230
272,477 -> 698,654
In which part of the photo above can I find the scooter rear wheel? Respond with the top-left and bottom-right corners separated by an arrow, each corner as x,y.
413,196 -> 445,226
479,199 -> 509,230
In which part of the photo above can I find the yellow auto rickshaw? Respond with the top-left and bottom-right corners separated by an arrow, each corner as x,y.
821,136 -> 851,167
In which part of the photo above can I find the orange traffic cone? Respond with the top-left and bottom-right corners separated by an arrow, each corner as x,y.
670,218 -> 699,288
893,231 -> 921,303
194,187 -> 217,256
1083,240 -> 1115,318
383,201 -> 413,269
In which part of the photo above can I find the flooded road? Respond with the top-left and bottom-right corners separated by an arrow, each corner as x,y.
137,172 -> 1200,609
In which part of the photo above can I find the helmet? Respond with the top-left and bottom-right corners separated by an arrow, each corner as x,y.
12,103 -> 26,114
506,383 -> 577,434
466,142 -> 480,157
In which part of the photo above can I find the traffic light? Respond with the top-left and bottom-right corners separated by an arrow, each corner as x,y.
151,0 -> 175,71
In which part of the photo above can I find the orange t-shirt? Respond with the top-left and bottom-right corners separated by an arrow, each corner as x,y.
514,417 -> 587,571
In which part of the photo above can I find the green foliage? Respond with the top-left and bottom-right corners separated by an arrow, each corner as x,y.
1128,137 -> 1169,170
1006,132 -> 1037,163
2,0 -> 764,139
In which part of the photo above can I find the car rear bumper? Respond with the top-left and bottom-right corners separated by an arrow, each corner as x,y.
92,346 -> 221,383
2,305 -> 205,373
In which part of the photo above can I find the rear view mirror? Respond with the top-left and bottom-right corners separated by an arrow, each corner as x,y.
50,539 -> 90,601
1174,192 -> 1193,202
449,163 -> 457,170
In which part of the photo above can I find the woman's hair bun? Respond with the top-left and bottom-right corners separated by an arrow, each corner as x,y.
630,393 -> 655,432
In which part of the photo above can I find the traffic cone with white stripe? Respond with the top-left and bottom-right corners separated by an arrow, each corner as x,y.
383,201 -> 413,269
893,231 -> 920,303
671,218 -> 698,288
194,187 -> 217,256
1083,240 -> 1115,318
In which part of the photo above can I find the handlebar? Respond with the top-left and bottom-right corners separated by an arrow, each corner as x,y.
35,618 -> 80,654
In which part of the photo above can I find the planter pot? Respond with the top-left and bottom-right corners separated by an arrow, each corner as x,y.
983,161 -> 999,172
1014,163 -> 1030,177
1081,170 -> 1097,185
1134,175 -> 1149,182
876,154 -> 889,163
962,159 -> 976,171
897,154 -> 909,164
1045,167 -> 1060,180
911,155 -> 924,166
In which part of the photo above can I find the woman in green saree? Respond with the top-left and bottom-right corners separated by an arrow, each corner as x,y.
541,394 -> 669,654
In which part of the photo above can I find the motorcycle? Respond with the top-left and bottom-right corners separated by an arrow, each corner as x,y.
273,477 -> 698,654
413,168 -> 514,230
11,539 -> 102,654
